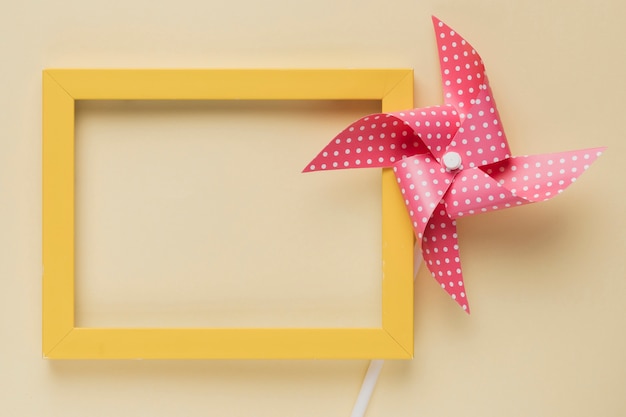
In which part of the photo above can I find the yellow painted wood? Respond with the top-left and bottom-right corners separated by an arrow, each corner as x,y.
41,69 -> 415,359
42,73 -> 76,355
380,71 -> 415,356
382,70 -> 414,113
46,328 -> 411,359
44,69 -> 412,100
381,168 -> 415,356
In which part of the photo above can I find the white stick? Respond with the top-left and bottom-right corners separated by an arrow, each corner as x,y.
350,359 -> 384,417
349,243 -> 423,417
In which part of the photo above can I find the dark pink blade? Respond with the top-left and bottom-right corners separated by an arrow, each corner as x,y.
432,16 -> 490,121
421,203 -> 470,313
389,105 -> 461,161
444,168 -> 527,218
445,86 -> 511,169
302,114 -> 426,172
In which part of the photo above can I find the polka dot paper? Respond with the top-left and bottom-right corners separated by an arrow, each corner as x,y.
304,17 -> 605,313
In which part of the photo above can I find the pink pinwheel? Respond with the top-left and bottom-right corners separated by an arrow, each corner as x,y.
303,17 -> 605,313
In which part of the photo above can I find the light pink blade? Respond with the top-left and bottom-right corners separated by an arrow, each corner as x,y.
389,105 -> 460,161
302,114 -> 425,172
392,154 -> 455,238
421,203 -> 470,313
443,147 -> 606,217
484,148 -> 606,201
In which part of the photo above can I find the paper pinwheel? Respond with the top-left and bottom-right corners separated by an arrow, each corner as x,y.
303,17 -> 605,313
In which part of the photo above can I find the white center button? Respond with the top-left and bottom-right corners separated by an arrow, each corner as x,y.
442,151 -> 462,171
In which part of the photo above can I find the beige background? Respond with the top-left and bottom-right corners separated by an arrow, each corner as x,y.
1,0 -> 625,416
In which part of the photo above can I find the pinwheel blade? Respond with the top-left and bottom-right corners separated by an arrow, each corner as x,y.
389,105 -> 460,161
447,88 -> 511,169
392,154 -> 454,238
421,203 -> 470,312
303,114 -> 426,172
432,16 -> 488,120
444,168 -> 526,218
443,147 -> 605,217
484,148 -> 606,202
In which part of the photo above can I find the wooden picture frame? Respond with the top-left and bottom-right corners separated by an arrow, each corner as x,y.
42,69 -> 414,359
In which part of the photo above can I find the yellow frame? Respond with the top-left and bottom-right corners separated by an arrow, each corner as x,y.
42,69 -> 414,359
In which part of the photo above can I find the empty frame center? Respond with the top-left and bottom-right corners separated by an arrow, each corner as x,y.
74,100 -> 383,328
